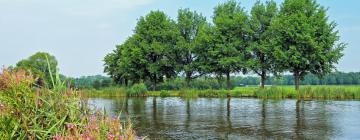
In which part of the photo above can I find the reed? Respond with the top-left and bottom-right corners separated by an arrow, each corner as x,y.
91,85 -> 360,100
85,87 -> 127,98
0,67 -> 137,139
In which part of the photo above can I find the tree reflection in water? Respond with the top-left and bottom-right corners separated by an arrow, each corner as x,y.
91,97 -> 343,139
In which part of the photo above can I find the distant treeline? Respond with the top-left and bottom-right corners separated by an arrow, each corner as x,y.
68,72 -> 360,90
68,75 -> 113,89
234,72 -> 360,86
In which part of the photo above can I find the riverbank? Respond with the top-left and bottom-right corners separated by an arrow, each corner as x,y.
86,85 -> 360,100
0,69 -> 136,139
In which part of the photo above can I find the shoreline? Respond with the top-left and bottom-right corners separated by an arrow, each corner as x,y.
85,86 -> 360,100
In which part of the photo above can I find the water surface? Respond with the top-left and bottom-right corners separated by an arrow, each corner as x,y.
89,97 -> 360,140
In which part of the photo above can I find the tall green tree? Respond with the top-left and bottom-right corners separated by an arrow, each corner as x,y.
249,1 -> 278,88
104,37 -> 143,86
176,8 -> 207,86
211,0 -> 250,89
104,45 -> 125,85
105,11 -> 178,90
16,52 -> 58,87
133,11 -> 179,90
271,0 -> 345,90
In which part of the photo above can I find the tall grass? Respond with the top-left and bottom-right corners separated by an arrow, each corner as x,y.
250,86 -> 360,100
126,83 -> 147,97
0,66 -> 137,139
85,87 -> 127,98
94,85 -> 360,100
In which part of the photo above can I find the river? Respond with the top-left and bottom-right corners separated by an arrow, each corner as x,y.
88,97 -> 360,140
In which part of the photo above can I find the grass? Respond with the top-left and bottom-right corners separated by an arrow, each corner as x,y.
88,85 -> 360,100
0,68 -> 137,139
85,87 -> 128,98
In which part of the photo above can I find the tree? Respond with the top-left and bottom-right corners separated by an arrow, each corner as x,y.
16,52 -> 58,87
104,45 -> 124,85
135,11 -> 179,90
176,8 -> 207,86
104,37 -> 142,86
249,1 -> 278,88
105,11 -> 178,90
211,0 -> 250,89
271,0 -> 345,90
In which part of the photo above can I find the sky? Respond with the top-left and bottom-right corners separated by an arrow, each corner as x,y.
0,0 -> 359,77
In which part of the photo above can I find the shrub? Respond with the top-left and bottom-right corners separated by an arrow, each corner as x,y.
0,68 -> 137,139
127,83 -> 147,97
0,68 -> 82,139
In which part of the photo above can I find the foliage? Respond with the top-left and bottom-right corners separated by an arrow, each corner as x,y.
104,11 -> 179,90
0,68 -> 137,139
15,52 -> 58,88
248,1 -> 278,88
147,86 -> 360,100
159,90 -> 171,97
85,87 -> 127,98
69,75 -> 113,89
271,0 -> 346,90
0,68 -> 81,139
53,113 -> 136,140
104,0 -> 345,90
126,83 -> 148,97
176,8 -> 207,85
201,0 -> 250,89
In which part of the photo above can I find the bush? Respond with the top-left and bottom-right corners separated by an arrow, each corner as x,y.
127,83 -> 148,97
0,69 -> 83,139
0,68 -> 136,139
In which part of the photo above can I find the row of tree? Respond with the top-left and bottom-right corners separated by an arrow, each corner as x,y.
10,51 -> 356,90
104,0 -> 345,90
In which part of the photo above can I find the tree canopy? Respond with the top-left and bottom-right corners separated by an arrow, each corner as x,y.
176,8 -> 207,86
271,0 -> 345,90
248,0 -> 278,88
16,52 -> 58,87
104,0 -> 345,90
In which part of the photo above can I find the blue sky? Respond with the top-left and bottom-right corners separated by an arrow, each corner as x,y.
0,0 -> 359,77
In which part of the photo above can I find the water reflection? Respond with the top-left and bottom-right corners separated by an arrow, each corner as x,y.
89,97 -> 360,139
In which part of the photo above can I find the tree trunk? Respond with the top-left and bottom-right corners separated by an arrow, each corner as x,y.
260,71 -> 266,89
217,75 -> 223,89
125,79 -> 129,87
294,72 -> 300,90
185,72 -> 192,88
226,72 -> 231,90
152,75 -> 157,91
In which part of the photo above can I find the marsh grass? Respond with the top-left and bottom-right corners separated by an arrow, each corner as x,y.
0,68 -> 84,139
159,90 -> 171,97
86,87 -> 127,98
88,85 -> 360,100
126,83 -> 147,97
0,65 -> 137,139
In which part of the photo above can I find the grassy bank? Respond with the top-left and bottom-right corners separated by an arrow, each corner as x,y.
0,69 -> 136,139
87,85 -> 360,100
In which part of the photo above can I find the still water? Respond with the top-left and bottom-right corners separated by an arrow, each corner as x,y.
88,97 -> 360,140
